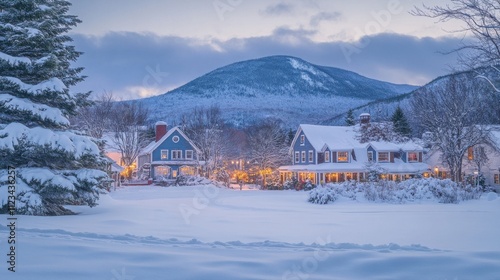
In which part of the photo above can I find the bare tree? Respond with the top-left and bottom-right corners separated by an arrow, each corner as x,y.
71,91 -> 115,148
412,0 -> 500,90
109,101 -> 150,174
247,119 -> 289,187
180,106 -> 227,178
411,75 -> 490,182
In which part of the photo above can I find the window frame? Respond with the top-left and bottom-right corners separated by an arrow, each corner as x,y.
337,151 -> 349,162
324,151 -> 330,163
495,174 -> 499,185
171,150 -> 182,160
185,150 -> 194,160
160,149 -> 169,160
301,151 -> 306,163
300,135 -> 305,146
367,151 -> 373,162
407,152 -> 418,163
378,152 -> 389,163
294,152 -> 300,163
308,150 -> 314,163
172,135 -> 180,143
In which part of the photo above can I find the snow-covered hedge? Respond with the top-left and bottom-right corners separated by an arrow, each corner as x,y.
308,178 -> 483,205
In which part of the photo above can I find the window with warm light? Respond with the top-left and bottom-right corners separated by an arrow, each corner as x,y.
295,152 -> 300,163
378,152 -> 389,162
468,147 -> 474,160
408,152 -> 418,162
308,150 -> 314,162
495,174 -> 499,184
301,151 -> 306,163
324,151 -> 330,162
337,151 -> 348,162
161,150 -> 169,160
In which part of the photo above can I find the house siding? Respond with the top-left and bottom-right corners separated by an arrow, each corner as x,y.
293,132 -> 316,166
152,130 -> 197,162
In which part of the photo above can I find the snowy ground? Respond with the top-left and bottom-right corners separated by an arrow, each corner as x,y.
1,185 -> 500,280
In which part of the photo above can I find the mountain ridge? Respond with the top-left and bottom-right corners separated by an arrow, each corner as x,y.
138,55 -> 419,127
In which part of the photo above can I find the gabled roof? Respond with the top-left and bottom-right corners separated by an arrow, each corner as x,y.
291,124 -> 423,152
139,126 -> 201,156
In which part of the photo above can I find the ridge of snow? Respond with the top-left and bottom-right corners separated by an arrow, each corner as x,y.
3,76 -> 67,95
0,51 -> 30,65
0,123 -> 100,158
0,93 -> 70,126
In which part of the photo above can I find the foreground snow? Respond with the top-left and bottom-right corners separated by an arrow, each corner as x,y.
1,185 -> 499,279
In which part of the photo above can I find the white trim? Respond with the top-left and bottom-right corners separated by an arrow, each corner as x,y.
160,149 -> 169,160
378,151 -> 389,163
171,150 -> 182,160
185,150 -> 194,160
294,151 -> 300,163
407,151 -> 418,163
308,150 -> 314,163
337,151 -> 349,163
172,135 -> 180,143
301,151 -> 306,163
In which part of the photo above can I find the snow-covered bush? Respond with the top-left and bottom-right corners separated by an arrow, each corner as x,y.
308,178 -> 483,205
308,185 -> 337,204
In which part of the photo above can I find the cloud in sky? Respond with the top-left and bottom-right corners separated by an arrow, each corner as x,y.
261,2 -> 295,16
310,12 -> 342,27
72,29 -> 465,100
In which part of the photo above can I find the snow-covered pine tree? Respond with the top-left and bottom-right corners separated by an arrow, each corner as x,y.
0,0 -> 107,215
345,109 -> 356,126
391,106 -> 411,137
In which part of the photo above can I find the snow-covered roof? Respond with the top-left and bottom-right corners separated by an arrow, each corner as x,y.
295,124 -> 423,152
139,126 -> 201,155
279,161 -> 429,174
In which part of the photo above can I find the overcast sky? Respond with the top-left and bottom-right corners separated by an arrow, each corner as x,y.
68,0 -> 467,100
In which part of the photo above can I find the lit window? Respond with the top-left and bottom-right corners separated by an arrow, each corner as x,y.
324,151 -> 330,162
172,136 -> 180,143
468,147 -> 474,160
172,150 -> 182,160
300,135 -> 305,145
185,150 -> 193,160
308,151 -> 314,162
367,151 -> 373,162
295,152 -> 300,163
378,152 -> 389,162
301,151 -> 306,163
161,150 -> 168,160
495,174 -> 499,184
408,152 -> 418,162
338,151 -> 349,162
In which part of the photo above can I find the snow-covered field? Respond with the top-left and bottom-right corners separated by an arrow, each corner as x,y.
1,185 -> 500,280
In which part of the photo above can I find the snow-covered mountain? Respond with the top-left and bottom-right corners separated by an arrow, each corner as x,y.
139,55 -> 418,127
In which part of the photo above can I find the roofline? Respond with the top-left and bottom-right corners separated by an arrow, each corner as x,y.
139,126 -> 201,156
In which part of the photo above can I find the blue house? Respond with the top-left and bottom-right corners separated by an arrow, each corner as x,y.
138,122 -> 202,180
279,114 -> 429,184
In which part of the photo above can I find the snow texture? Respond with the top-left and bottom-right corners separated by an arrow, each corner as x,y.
0,122 -> 100,158
0,185 -> 499,279
3,76 -> 67,96
0,94 -> 69,126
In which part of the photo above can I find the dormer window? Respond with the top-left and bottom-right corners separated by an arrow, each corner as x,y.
367,151 -> 373,162
300,135 -> 305,146
378,152 -> 389,162
337,151 -> 349,162
324,151 -> 330,162
408,152 -> 418,162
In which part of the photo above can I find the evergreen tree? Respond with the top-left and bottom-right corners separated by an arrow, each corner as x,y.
345,109 -> 356,126
0,0 -> 107,215
391,106 -> 412,137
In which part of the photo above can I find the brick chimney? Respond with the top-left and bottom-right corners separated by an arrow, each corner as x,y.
155,121 -> 168,142
360,113 -> 371,125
